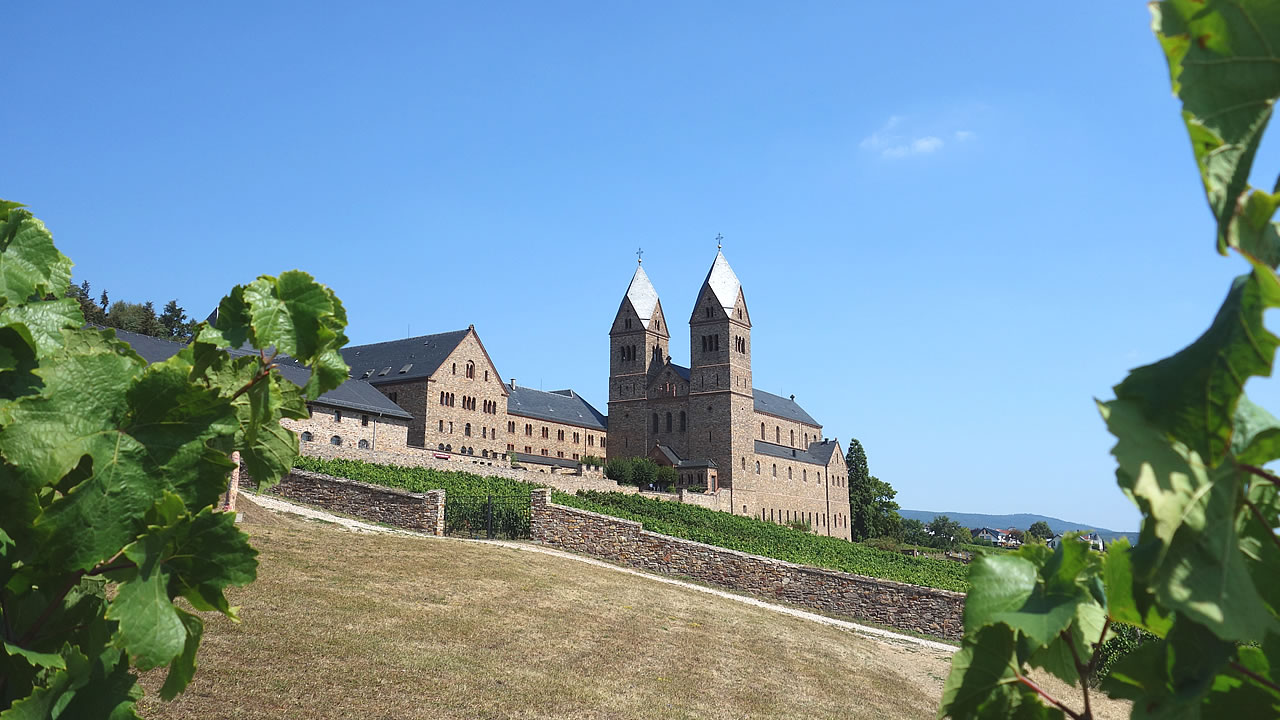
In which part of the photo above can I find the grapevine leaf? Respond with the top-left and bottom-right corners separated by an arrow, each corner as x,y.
937,624 -> 1061,720
1101,398 -> 1277,641
0,324 -> 40,403
3,641 -> 66,670
1102,538 -> 1173,636
158,609 -> 203,700
1152,0 -> 1280,252
1026,602 -> 1107,686
53,646 -> 143,720
166,506 -> 257,615
1203,645 -> 1280,714
1232,394 -> 1280,466
236,271 -> 349,399
0,206 -> 72,308
105,567 -> 185,670
1113,271 -> 1280,464
962,554 -> 1037,639
0,297 -> 81,358
1167,618 -> 1235,702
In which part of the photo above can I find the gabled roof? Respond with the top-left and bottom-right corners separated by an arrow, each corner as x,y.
669,363 -> 692,382
340,329 -> 470,385
806,438 -> 841,465
753,389 -> 820,426
105,327 -> 412,420
700,250 -> 742,311
507,384 -> 607,430
652,444 -> 717,469
754,439 -> 837,467
623,265 -> 660,328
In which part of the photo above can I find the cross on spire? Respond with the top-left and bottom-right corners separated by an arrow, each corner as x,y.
716,233 -> 723,250
636,247 -> 644,265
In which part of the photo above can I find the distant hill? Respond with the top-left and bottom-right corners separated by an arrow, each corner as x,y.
899,509 -> 1138,544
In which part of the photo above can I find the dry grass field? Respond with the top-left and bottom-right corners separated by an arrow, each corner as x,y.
136,498 -> 1127,719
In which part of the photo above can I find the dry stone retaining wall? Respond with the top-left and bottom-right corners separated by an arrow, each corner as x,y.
265,469 -> 445,535
530,489 -> 965,640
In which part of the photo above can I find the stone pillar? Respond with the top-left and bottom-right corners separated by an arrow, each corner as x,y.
223,451 -> 241,512
423,489 -> 445,536
530,488 -> 552,542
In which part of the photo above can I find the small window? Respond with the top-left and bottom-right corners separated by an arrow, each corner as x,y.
452,363 -> 457,375
771,464 -> 776,477
788,467 -> 792,479
439,420 -> 444,432
775,427 -> 780,443
335,410 -> 342,423
665,412 -> 672,432
680,411 -> 686,432
652,413 -> 659,433
330,435 -> 342,446
358,439 -> 370,449
465,423 -> 472,437
485,370 -> 489,380
760,423 -> 765,440
439,443 -> 445,450
300,431 -> 313,442
362,415 -> 369,427
755,461 -> 760,474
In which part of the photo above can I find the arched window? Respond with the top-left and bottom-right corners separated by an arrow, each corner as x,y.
771,464 -> 776,477
482,449 -> 489,457
465,423 -> 471,436
300,431 -> 313,442
452,363 -> 456,375
741,457 -> 746,469
755,461 -> 760,474
761,423 -> 765,440
482,427 -> 487,438
680,411 -> 686,432
440,392 -> 445,405
438,419 -> 444,432
438,443 -> 445,450
445,444 -> 452,451
665,412 -> 672,432
788,467 -> 792,479
652,413 -> 659,432
802,469 -> 807,482
791,429 -> 795,446
330,435 -> 342,446
775,427 -> 780,443
358,439 -> 369,449
466,361 -> 475,378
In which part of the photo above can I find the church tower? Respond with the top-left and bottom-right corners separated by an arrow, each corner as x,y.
687,249 -> 753,495
607,260 -> 669,459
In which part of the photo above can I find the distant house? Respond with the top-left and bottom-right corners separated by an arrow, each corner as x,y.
1049,532 -> 1106,552
971,527 -> 1021,548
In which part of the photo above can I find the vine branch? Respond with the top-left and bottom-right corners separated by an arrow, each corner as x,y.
1242,497 -> 1280,555
1016,672 -> 1083,720
1231,661 -> 1280,695
1240,463 -> 1280,486
1062,629 -> 1096,720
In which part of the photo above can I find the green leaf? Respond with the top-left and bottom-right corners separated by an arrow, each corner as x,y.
158,609 -> 203,700
1113,271 -> 1280,464
1152,0 -> 1280,252
0,297 -> 81,358
3,641 -> 66,670
166,507 -> 258,615
1101,398 -> 1277,641
1102,538 -> 1173,636
105,567 -> 185,670
962,554 -> 1037,639
0,206 -> 72,308
938,624 -> 1061,720
1232,394 -> 1280,466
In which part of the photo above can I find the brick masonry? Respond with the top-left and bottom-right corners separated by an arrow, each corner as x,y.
264,469 -> 445,535
530,488 -> 965,640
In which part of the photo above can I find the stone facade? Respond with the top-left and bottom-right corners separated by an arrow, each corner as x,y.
607,253 -> 853,540
505,396 -> 607,462
531,489 -> 963,639
284,404 -> 411,453
265,469 -> 445,535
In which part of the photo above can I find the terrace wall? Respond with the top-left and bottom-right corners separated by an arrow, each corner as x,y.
262,469 -> 444,535
529,488 -> 965,640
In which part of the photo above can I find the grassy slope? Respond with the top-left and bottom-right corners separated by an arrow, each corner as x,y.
137,499 -> 953,720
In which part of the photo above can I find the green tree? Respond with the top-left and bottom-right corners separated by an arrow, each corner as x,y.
67,280 -> 107,325
656,465 -> 678,490
867,475 -> 903,540
0,199 -> 349,714
941,5 -> 1280,717
926,515 -> 967,550
632,457 -> 659,489
159,299 -> 194,341
604,457 -> 634,484
106,300 -> 167,338
846,438 -> 902,541
901,518 -> 930,547
1026,520 -> 1053,541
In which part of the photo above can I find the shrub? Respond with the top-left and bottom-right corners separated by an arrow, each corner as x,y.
864,536 -> 899,552
581,454 -> 605,467
787,517 -> 811,532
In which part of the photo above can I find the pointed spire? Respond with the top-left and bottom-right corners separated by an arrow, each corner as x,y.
701,250 -> 741,311
624,264 -> 659,328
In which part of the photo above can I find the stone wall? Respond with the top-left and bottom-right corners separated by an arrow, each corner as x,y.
265,469 -> 444,535
283,410 -> 410,454
530,489 -> 965,640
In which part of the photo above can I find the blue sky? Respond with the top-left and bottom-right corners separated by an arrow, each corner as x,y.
11,3 -> 1276,532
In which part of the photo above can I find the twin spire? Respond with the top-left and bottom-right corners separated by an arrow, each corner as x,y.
619,246 -> 744,327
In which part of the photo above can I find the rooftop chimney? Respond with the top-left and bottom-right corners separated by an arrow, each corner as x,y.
510,378 -> 517,389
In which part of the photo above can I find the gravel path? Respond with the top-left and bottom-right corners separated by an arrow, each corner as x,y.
242,491 -> 958,655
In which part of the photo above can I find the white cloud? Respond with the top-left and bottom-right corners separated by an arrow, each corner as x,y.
860,117 -> 968,158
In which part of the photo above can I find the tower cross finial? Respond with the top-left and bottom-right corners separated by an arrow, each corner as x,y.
636,247 -> 644,265
716,233 -> 723,250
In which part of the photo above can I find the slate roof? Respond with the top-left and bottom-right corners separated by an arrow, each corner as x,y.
754,439 -> 840,467
106,327 -> 412,420
669,363 -> 692,382
701,250 -> 742,311
653,444 -> 717,468
340,329 -> 471,385
512,452 -> 580,469
623,265 -> 660,328
507,384 -> 607,430
753,389 -> 820,426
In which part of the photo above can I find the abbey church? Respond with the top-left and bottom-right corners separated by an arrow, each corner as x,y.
607,251 -> 851,540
